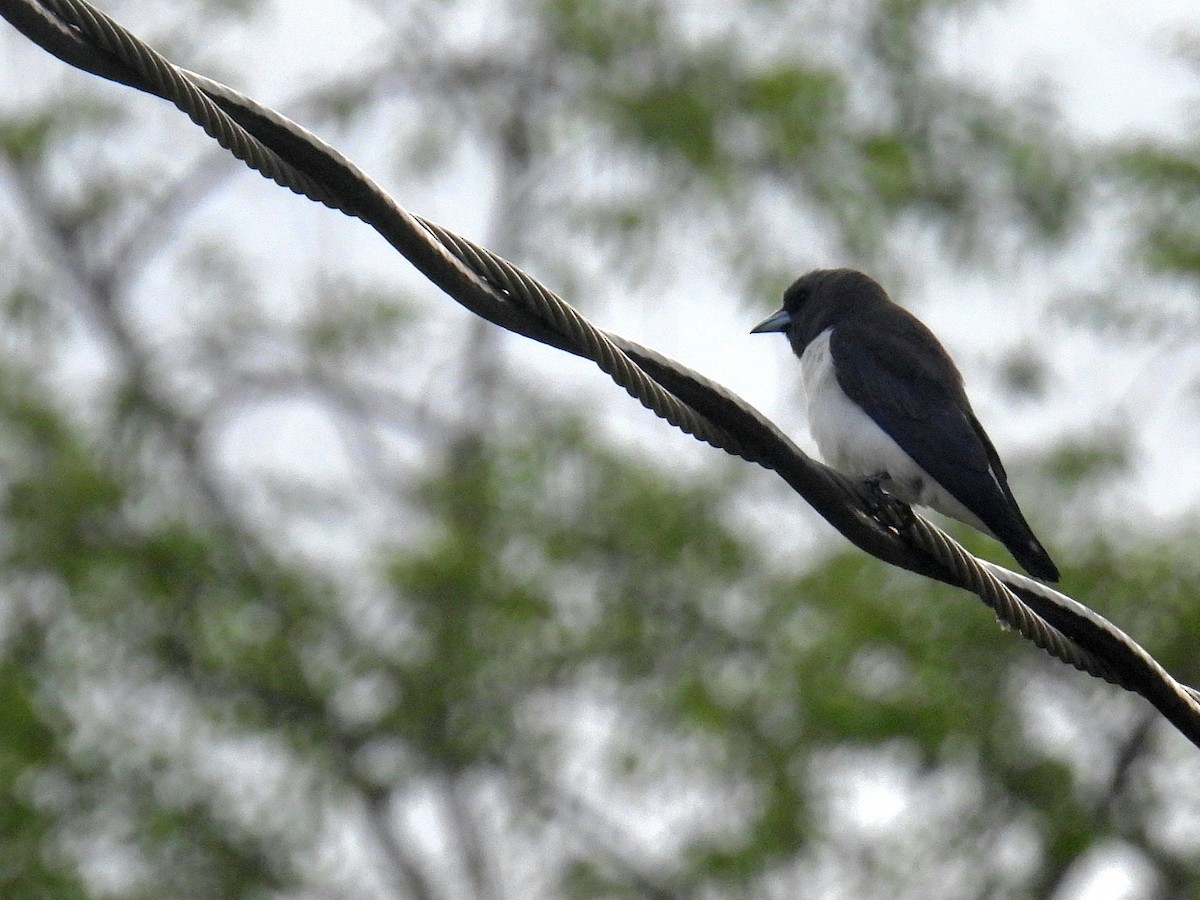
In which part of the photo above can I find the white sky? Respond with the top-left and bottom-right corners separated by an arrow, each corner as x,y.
946,0 -> 1199,140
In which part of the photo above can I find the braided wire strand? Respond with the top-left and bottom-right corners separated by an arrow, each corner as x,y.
413,217 -> 760,458
902,516 -> 1123,683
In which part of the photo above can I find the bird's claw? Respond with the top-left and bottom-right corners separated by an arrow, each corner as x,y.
859,473 -> 915,532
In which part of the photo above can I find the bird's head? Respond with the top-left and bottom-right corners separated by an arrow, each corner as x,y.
751,268 -> 887,346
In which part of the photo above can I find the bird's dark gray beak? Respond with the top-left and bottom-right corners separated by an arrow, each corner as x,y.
751,308 -> 792,334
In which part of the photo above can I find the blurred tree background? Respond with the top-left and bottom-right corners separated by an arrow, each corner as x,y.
0,0 -> 1198,897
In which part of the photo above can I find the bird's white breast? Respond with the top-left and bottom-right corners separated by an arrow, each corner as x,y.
799,328 -> 987,533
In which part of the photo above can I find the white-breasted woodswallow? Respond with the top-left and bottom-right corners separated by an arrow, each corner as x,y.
752,268 -> 1059,581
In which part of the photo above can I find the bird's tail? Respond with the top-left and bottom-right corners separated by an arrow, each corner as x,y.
1003,530 -> 1060,582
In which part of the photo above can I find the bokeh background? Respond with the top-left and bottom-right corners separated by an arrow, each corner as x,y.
1,0 -> 1200,897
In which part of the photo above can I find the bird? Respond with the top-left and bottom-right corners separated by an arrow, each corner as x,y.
751,268 -> 1059,582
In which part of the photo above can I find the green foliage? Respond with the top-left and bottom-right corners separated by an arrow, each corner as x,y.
744,66 -> 844,159
1039,433 -> 1131,491
0,0 -> 1196,897
0,659 -> 89,900
507,0 -> 1087,284
0,100 -> 123,166
1117,143 -> 1200,279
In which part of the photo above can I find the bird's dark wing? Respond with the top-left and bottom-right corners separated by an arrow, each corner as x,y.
829,315 -> 1059,580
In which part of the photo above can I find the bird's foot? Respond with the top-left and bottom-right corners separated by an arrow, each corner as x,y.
860,473 -> 915,532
